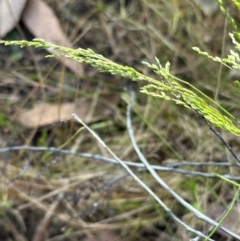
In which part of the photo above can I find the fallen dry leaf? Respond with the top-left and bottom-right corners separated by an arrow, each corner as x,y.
16,95 -> 119,128
178,201 -> 240,240
207,202 -> 240,237
22,0 -> 84,77
0,0 -> 27,38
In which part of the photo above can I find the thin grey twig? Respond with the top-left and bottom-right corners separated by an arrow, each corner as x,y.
1,146 -> 240,181
126,90 -> 240,240
72,114 -> 212,240
165,161 -> 239,167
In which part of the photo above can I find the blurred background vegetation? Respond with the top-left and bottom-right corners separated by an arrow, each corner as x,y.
0,0 -> 240,240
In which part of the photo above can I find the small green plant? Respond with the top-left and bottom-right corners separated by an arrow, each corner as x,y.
1,34 -> 239,238
205,173 -> 240,241
1,1 -> 240,239
0,113 -> 11,128
1,36 -> 240,137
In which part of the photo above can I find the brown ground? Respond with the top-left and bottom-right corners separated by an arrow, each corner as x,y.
0,0 -> 240,240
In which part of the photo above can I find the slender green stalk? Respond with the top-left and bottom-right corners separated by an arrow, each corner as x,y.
1,37 -> 240,136
205,174 -> 240,240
